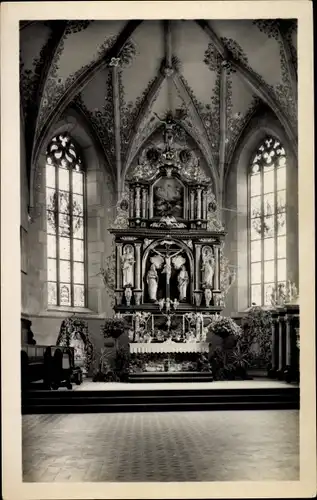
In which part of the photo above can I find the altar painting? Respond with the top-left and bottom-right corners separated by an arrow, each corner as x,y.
153,177 -> 184,218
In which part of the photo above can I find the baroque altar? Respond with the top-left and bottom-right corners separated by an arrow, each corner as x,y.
108,118 -> 231,368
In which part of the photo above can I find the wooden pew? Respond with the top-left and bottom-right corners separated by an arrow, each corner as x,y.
21,345 -> 83,391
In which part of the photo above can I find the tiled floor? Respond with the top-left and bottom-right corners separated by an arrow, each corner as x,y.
22,410 -> 299,482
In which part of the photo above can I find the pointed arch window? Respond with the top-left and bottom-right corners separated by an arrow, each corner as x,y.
45,133 -> 86,307
249,136 -> 287,306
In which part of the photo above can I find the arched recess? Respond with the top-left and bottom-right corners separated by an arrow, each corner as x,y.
123,123 -> 220,200
26,107 -> 116,317
223,109 -> 298,313
141,239 -> 194,302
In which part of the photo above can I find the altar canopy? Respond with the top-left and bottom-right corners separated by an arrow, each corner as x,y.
110,118 -> 229,347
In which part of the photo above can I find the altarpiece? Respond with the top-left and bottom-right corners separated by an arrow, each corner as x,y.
108,118 -> 234,360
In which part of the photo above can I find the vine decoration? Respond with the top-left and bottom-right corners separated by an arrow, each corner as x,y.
206,188 -> 224,232
98,238 -> 116,307
204,24 -> 297,132
56,316 -> 94,373
204,37 -> 249,75
214,246 -> 236,307
178,74 -> 219,167
119,71 -> 159,162
36,32 -> 125,135
110,186 -> 130,229
75,72 -> 116,166
252,19 -> 297,124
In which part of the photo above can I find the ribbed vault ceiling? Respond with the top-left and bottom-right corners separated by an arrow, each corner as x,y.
20,19 -> 297,194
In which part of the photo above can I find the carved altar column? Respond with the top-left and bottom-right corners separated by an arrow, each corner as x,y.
135,186 -> 141,219
196,314 -> 201,341
196,188 -> 202,220
190,190 -> 195,219
202,190 -> 207,220
141,188 -> 147,219
116,243 -> 123,289
277,313 -> 285,378
195,244 -> 202,291
129,188 -> 134,218
285,314 -> 292,367
213,246 -> 220,291
271,316 -> 277,376
134,243 -> 141,289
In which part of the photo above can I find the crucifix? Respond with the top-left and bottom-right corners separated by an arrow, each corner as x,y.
152,247 -> 183,285
151,246 -> 184,313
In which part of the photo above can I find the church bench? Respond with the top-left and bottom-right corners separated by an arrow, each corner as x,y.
21,345 -> 83,390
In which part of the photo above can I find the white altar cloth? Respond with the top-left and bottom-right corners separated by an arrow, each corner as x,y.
130,342 -> 209,354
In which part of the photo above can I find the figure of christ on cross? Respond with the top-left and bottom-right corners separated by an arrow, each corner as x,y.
151,247 -> 183,285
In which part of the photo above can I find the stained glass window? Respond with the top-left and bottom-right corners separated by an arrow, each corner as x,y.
46,133 -> 86,307
249,136 -> 287,306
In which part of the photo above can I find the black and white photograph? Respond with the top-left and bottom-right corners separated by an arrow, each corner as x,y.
1,1 -> 315,499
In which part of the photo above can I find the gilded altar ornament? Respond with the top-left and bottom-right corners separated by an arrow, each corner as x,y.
151,216 -> 186,228
133,290 -> 142,305
194,290 -> 203,307
111,187 -> 130,229
99,239 -> 116,306
217,251 -> 236,307
204,288 -> 212,307
124,286 -> 132,306
114,290 -> 123,306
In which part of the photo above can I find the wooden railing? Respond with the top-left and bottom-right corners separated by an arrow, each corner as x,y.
232,304 -> 299,382
269,304 -> 299,382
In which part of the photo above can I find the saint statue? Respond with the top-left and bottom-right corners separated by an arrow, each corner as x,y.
121,245 -> 135,287
70,333 -> 86,371
147,263 -> 159,301
152,247 -> 183,285
201,247 -> 215,288
177,265 -> 189,301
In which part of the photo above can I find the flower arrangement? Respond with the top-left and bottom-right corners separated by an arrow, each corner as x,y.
56,316 -> 94,374
208,315 -> 242,339
129,351 -> 209,373
102,317 -> 128,339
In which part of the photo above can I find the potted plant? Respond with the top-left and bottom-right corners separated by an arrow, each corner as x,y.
208,315 -> 242,340
207,316 -> 242,380
93,318 -> 129,382
102,317 -> 128,340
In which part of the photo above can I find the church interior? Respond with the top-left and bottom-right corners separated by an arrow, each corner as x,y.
20,19 -> 300,483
